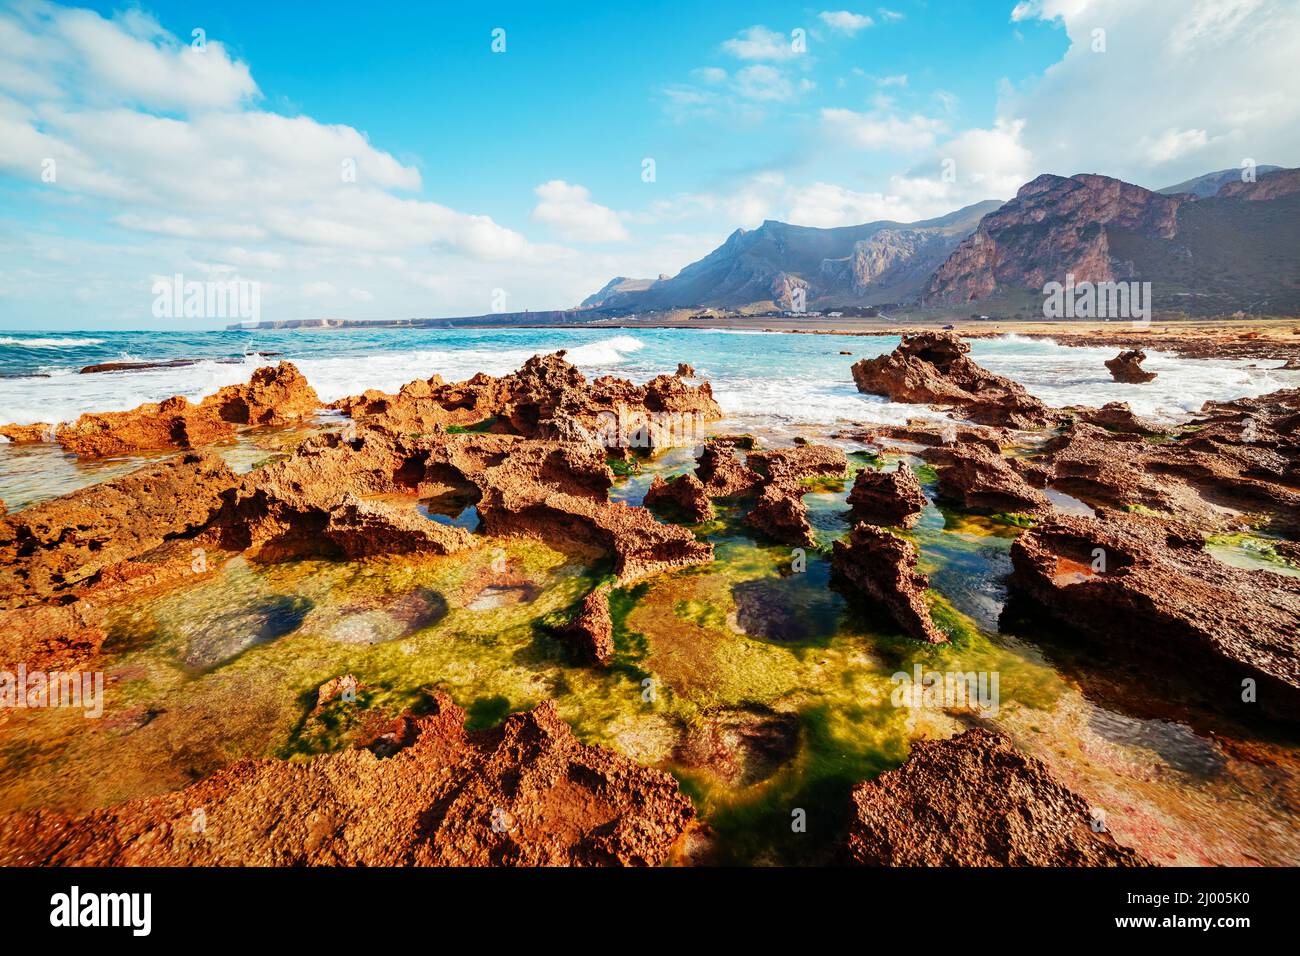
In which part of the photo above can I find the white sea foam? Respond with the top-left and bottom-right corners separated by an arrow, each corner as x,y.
0,336 -> 105,348
0,335 -> 649,424
0,330 -> 1295,430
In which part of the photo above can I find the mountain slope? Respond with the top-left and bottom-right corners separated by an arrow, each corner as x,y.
1157,165 -> 1282,198
926,168 -> 1300,315
580,200 -> 1002,312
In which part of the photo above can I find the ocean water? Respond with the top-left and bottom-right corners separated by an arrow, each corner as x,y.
0,326 -> 1295,432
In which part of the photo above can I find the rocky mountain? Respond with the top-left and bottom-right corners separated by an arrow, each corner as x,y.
926,167 -> 1300,315
579,200 -> 1002,312
579,276 -> 658,308
1158,165 -> 1282,198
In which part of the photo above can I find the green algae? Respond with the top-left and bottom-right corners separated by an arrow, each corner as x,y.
1204,532 -> 1300,577
5,432 -> 1293,867
446,416 -> 499,434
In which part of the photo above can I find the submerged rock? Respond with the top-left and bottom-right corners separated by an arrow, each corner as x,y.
1105,349 -> 1157,383
844,729 -> 1148,866
847,463 -> 928,528
850,332 -> 1054,428
0,694 -> 695,866
831,523 -> 946,644
0,601 -> 107,673
1010,512 -> 1300,719
674,705 -> 800,788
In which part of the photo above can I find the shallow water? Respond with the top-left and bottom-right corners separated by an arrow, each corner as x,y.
1,329 -> 1297,865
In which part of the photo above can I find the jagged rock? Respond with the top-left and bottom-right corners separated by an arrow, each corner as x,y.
0,694 -> 695,866
847,463 -> 927,528
1073,402 -> 1163,434
831,523 -> 946,643
925,443 -> 1049,513
23,362 -> 320,458
561,587 -> 614,666
323,493 -> 473,558
743,444 -> 848,547
845,729 -> 1148,866
695,437 -> 762,498
644,473 -> 713,522
1105,349 -> 1157,383
0,453 -> 238,610
1019,395 -> 1300,533
206,362 -> 320,425
54,395 -> 237,458
746,483 -> 817,548
676,363 -> 696,377
850,333 -> 1053,428
333,352 -> 722,451
0,423 -> 54,444
1010,512 -> 1300,719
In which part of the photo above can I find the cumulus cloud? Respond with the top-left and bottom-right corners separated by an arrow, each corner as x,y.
531,180 -> 629,242
0,2 -> 573,325
818,11 -> 875,34
1004,0 -> 1300,185
822,108 -> 948,150
722,25 -> 800,61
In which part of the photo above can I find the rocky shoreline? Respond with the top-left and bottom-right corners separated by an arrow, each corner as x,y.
1,331 -> 1297,866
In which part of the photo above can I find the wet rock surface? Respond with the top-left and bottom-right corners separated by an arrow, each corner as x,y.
5,362 -> 320,458
644,472 -> 713,522
1105,349 -> 1157,383
831,523 -> 946,644
1010,512 -> 1300,719
333,352 -> 722,450
0,694 -> 695,866
844,729 -> 1148,866
925,442 -> 1049,514
560,586 -> 615,666
1019,390 -> 1300,533
851,332 -> 1054,428
674,705 -> 800,788
847,463 -> 928,528
0,452 -> 237,610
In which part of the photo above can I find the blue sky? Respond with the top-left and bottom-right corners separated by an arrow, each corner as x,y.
2,0 -> 1298,328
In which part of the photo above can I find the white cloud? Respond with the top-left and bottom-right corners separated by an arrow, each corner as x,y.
721,25 -> 800,61
1142,127 -> 1211,163
822,108 -> 948,150
54,8 -> 257,111
877,73 -> 908,87
531,180 -> 630,242
734,65 -> 795,102
1004,0 -> 1300,186
878,8 -> 905,22
818,11 -> 875,35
